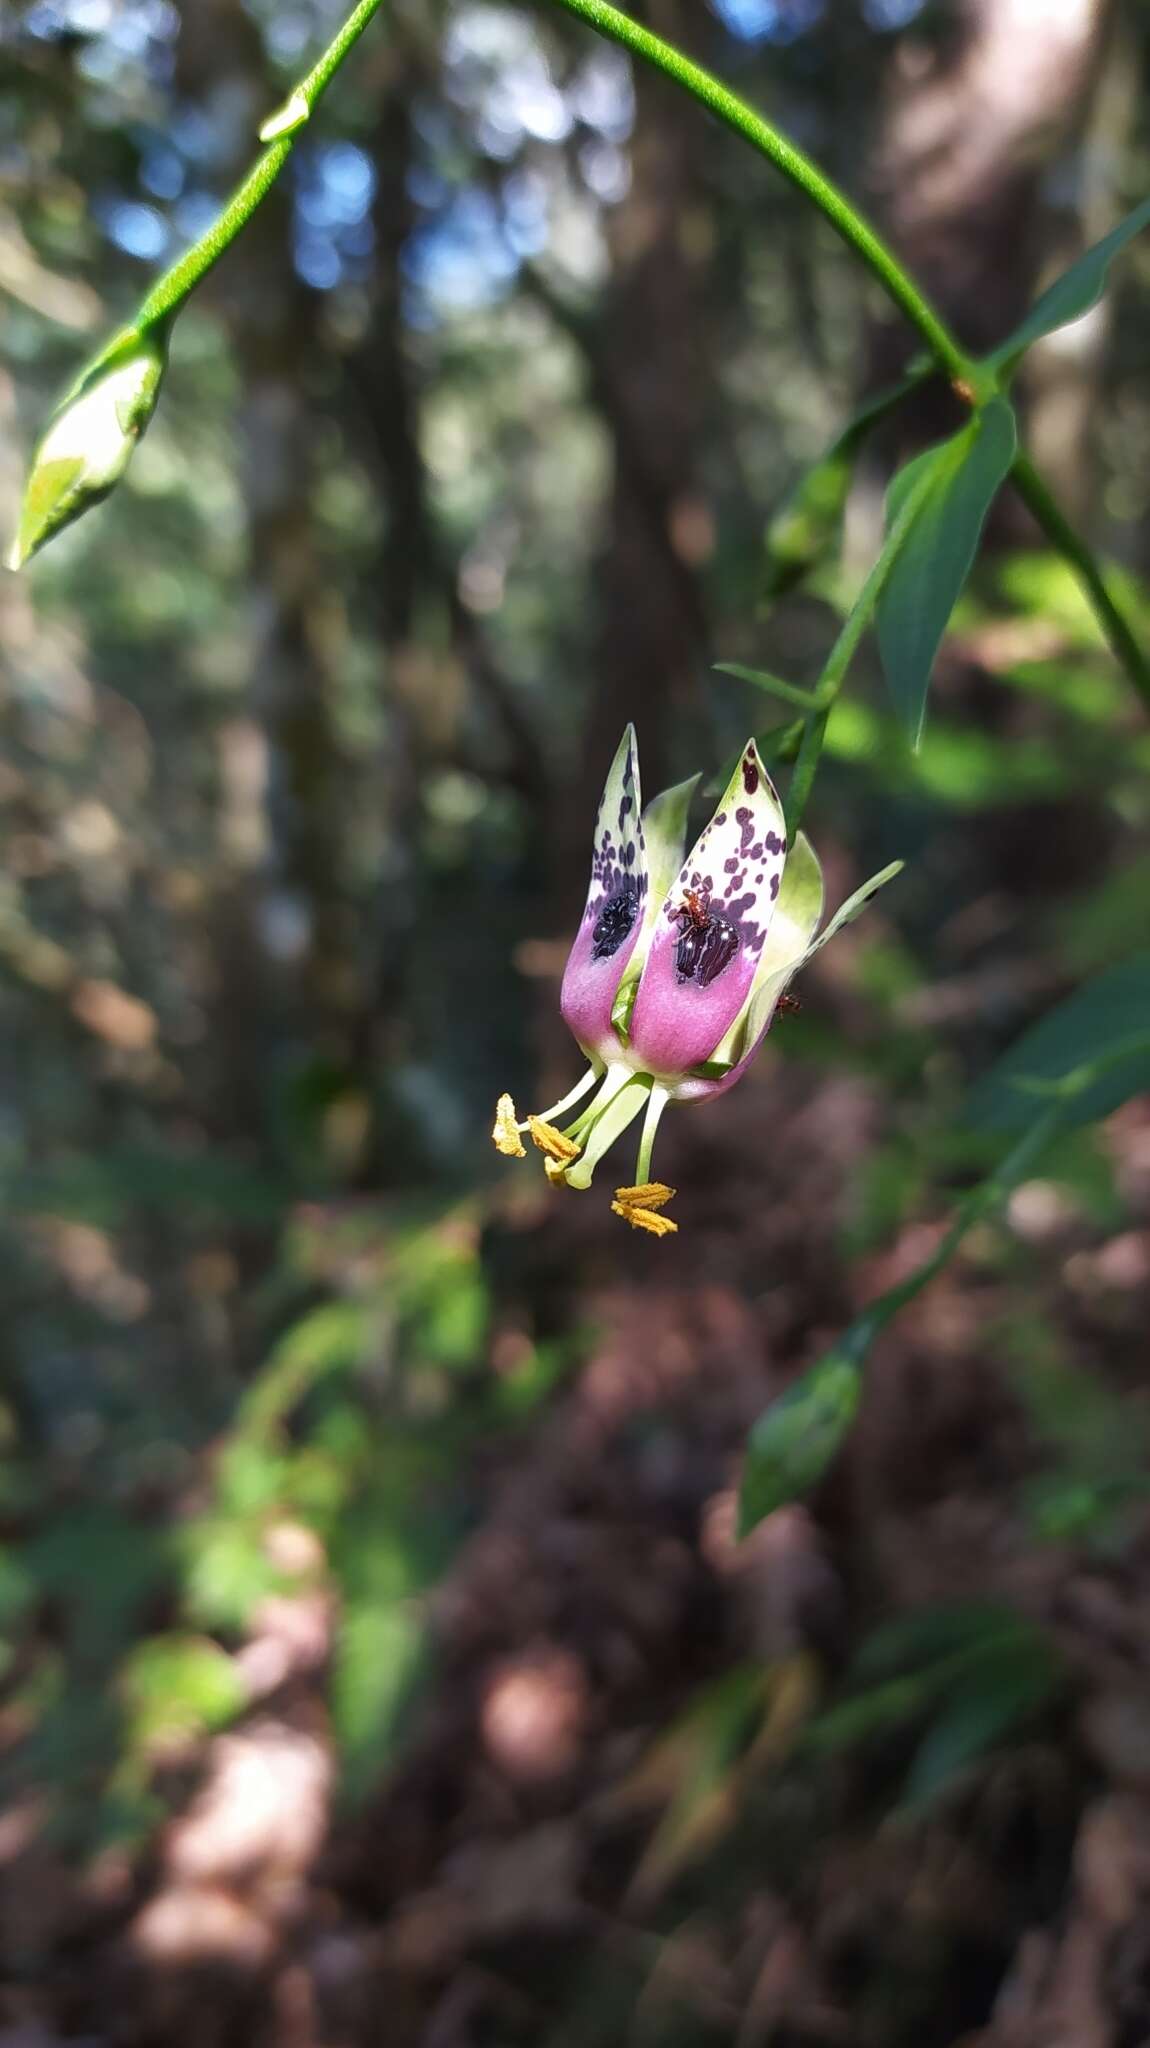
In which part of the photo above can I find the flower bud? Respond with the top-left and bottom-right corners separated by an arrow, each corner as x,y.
8,328 -> 167,569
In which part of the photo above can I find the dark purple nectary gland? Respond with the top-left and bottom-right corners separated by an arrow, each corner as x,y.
675,913 -> 740,988
591,886 -> 640,960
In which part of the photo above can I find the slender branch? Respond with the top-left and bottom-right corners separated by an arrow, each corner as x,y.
843,1035 -> 1150,1362
540,0 -> 1150,719
848,1101 -> 1064,1355
538,0 -> 971,387
136,0 -> 389,332
783,462 -> 938,836
1011,452 -> 1150,712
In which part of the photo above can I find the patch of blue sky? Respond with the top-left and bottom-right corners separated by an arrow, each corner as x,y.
296,142 -> 376,232
94,197 -> 170,262
261,8 -> 314,65
569,46 -> 634,143
863,0 -> 925,28
140,140 -> 185,203
711,0 -> 825,44
295,233 -> 343,292
403,190 -> 518,313
26,0 -> 177,54
290,141 -> 376,290
173,191 -> 223,245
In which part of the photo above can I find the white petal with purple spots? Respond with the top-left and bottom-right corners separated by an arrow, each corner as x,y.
560,725 -> 649,1062
627,740 -> 787,1079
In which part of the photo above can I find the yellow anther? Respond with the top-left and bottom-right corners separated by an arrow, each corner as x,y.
492,1093 -> 526,1158
528,1117 -> 581,1164
611,1199 -> 678,1237
613,1182 -> 676,1211
543,1156 -> 571,1185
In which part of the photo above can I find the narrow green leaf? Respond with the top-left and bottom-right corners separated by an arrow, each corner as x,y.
763,369 -> 928,599
876,397 -> 1018,746
987,194 -> 1150,373
852,1601 -> 1023,1682
904,1641 -> 1060,1807
968,953 -> 1150,1133
803,860 -> 904,959
715,663 -> 825,714
738,1352 -> 861,1537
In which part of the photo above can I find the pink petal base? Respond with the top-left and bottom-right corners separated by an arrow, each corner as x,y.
627,929 -> 757,1080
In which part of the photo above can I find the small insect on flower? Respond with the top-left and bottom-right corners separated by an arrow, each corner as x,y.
492,726 -> 903,1233
673,888 -> 741,989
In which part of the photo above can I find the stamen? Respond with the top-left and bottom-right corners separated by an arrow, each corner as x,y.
562,1072 -> 650,1191
528,1117 -> 582,1164
614,1182 -> 676,1210
611,1198 -> 678,1237
613,1180 -> 678,1235
633,1082 -> 671,1191
536,1065 -> 599,1128
492,1093 -> 526,1158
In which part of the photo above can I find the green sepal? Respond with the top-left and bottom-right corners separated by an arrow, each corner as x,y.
802,859 -> 904,958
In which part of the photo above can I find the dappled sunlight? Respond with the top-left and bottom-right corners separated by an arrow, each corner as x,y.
3,0 -> 1150,2042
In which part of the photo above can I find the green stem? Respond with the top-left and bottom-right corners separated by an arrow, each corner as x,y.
540,0 -> 970,388
135,0 -> 388,332
850,1100 -> 1064,1353
784,462 -> 938,837
1011,452 -> 1150,712
844,1034 -> 1150,1361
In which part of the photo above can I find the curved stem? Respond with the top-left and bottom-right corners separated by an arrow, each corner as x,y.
849,1100 -> 1064,1354
845,1033 -> 1150,1361
136,0 -> 388,331
1011,452 -> 1150,712
543,0 -> 1150,720
539,0 -> 971,387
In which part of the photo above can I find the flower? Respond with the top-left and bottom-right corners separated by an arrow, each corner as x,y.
493,725 -> 901,1232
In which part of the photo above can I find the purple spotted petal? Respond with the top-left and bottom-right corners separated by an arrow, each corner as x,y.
560,725 -> 648,1061
627,739 -> 786,1079
670,833 -> 824,1103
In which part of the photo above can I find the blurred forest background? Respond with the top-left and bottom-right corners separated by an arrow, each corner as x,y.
3,0 -> 1150,2043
